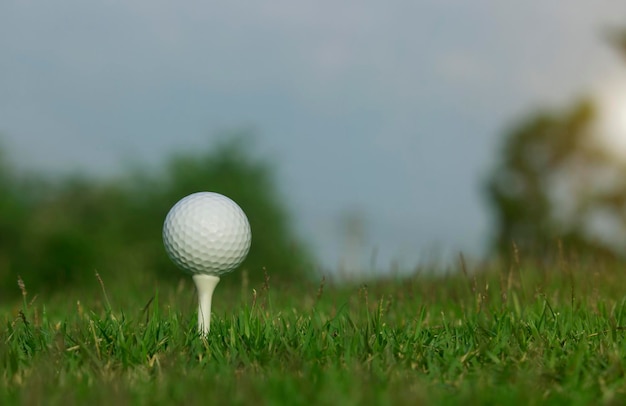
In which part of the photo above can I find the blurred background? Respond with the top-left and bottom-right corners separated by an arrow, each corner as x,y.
1,2 -> 626,296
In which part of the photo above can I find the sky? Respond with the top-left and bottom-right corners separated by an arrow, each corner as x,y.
2,2 -> 626,274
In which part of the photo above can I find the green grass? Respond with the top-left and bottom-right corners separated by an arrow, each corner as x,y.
3,259 -> 626,405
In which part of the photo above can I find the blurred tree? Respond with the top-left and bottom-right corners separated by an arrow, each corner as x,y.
485,99 -> 626,258
19,177 -> 128,287
0,147 -> 25,287
486,29 -> 626,259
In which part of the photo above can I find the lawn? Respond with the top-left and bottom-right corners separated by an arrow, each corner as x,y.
2,258 -> 626,405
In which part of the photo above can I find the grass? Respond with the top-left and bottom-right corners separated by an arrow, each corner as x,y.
3,257 -> 626,405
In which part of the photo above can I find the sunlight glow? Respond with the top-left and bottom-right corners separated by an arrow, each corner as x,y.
594,75 -> 626,159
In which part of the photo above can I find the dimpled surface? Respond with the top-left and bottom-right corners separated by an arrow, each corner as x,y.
163,192 -> 251,276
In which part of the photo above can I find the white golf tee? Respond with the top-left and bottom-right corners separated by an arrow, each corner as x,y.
192,274 -> 221,335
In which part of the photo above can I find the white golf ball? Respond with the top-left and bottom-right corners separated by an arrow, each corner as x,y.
163,192 -> 251,276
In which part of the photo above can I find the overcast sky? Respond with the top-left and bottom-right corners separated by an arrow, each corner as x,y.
2,2 -> 626,273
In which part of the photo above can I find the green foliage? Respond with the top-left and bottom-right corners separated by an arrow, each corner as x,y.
486,32 -> 626,260
0,149 -> 34,290
3,257 -> 626,404
0,134 -> 312,298
485,100 -> 626,258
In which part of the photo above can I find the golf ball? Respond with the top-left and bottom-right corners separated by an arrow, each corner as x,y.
163,192 -> 251,276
